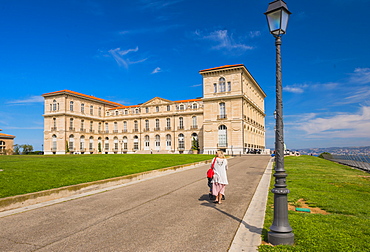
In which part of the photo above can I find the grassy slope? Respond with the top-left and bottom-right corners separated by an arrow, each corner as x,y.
260,155 -> 370,252
0,154 -> 213,198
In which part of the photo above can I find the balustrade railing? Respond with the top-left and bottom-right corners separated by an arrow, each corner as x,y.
322,154 -> 370,172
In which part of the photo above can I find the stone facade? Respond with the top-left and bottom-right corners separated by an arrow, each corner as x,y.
42,64 -> 266,155
0,130 -> 15,155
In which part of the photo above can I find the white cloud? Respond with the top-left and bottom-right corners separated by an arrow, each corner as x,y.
248,31 -> 261,38
139,0 -> 183,10
284,82 -> 338,94
7,96 -> 44,105
340,86 -> 370,105
291,106 -> 370,139
151,67 -> 162,74
284,85 -> 305,94
349,67 -> 370,84
107,47 -> 146,68
195,29 -> 254,53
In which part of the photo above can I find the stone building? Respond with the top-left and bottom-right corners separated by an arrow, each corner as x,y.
0,129 -> 15,155
42,64 -> 266,155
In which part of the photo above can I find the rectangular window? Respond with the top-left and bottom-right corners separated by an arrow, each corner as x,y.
228,82 -> 231,91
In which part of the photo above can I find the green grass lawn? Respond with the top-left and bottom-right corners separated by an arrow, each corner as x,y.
259,155 -> 370,252
0,154 -> 214,198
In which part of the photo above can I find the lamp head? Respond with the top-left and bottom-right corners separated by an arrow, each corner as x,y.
265,0 -> 291,37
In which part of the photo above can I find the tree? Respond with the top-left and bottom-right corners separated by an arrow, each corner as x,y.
13,144 -> 21,155
191,137 -> 199,151
20,144 -> 34,155
319,152 -> 331,159
98,142 -> 102,153
66,141 -> 70,153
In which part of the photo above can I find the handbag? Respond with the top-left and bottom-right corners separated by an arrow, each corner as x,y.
206,158 -> 217,178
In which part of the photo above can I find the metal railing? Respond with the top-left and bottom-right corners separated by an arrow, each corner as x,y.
322,154 -> 370,172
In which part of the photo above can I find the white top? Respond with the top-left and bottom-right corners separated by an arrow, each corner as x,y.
211,157 -> 228,185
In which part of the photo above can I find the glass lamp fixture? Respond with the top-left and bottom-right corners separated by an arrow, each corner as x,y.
265,0 -> 291,36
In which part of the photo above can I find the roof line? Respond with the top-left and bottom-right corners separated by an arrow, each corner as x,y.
42,90 -> 123,107
199,64 -> 244,72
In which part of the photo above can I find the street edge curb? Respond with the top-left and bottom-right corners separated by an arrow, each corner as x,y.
229,158 -> 273,251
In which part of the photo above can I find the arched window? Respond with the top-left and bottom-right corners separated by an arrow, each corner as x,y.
192,103 -> 198,109
123,121 -> 127,132
191,133 -> 198,151
179,104 -> 185,110
214,83 -> 217,93
218,125 -> 227,147
53,118 -> 57,130
155,135 -> 160,149
166,134 -> 171,150
219,102 -> 226,119
133,136 -> 139,150
155,119 -> 160,130
89,136 -> 94,151
81,103 -> 85,113
114,137 -> 118,151
227,81 -> 231,92
123,136 -> 128,150
166,118 -> 171,130
70,101 -> 74,112
104,137 -> 109,151
145,120 -> 149,130
69,134 -> 75,151
178,133 -> 185,149
134,121 -> 138,131
144,135 -> 150,150
52,134 -> 57,151
98,107 -> 102,116
167,105 -> 171,111
90,105 -> 94,115
69,118 -> 74,131
53,100 -> 57,111
192,116 -> 197,129
156,106 -> 159,112
105,123 -> 109,133
179,117 -> 184,129
98,137 -> 102,152
114,122 -> 118,132
80,135 -> 85,151
219,77 -> 226,92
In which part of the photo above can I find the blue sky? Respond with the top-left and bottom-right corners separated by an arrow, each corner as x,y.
1,0 -> 369,151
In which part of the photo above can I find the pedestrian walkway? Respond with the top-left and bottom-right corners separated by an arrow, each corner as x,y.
0,155 -> 271,251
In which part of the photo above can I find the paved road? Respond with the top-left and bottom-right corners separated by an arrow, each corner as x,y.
0,155 -> 271,252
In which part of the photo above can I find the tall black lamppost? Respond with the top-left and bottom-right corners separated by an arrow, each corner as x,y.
264,0 -> 294,245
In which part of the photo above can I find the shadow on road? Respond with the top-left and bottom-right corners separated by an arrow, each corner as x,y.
198,194 -> 262,235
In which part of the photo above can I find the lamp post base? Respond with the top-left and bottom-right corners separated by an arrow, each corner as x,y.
268,231 -> 294,245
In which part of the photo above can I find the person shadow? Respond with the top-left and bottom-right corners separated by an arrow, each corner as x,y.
198,194 -> 262,235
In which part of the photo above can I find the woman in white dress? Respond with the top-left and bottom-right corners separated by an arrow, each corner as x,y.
212,150 -> 228,204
